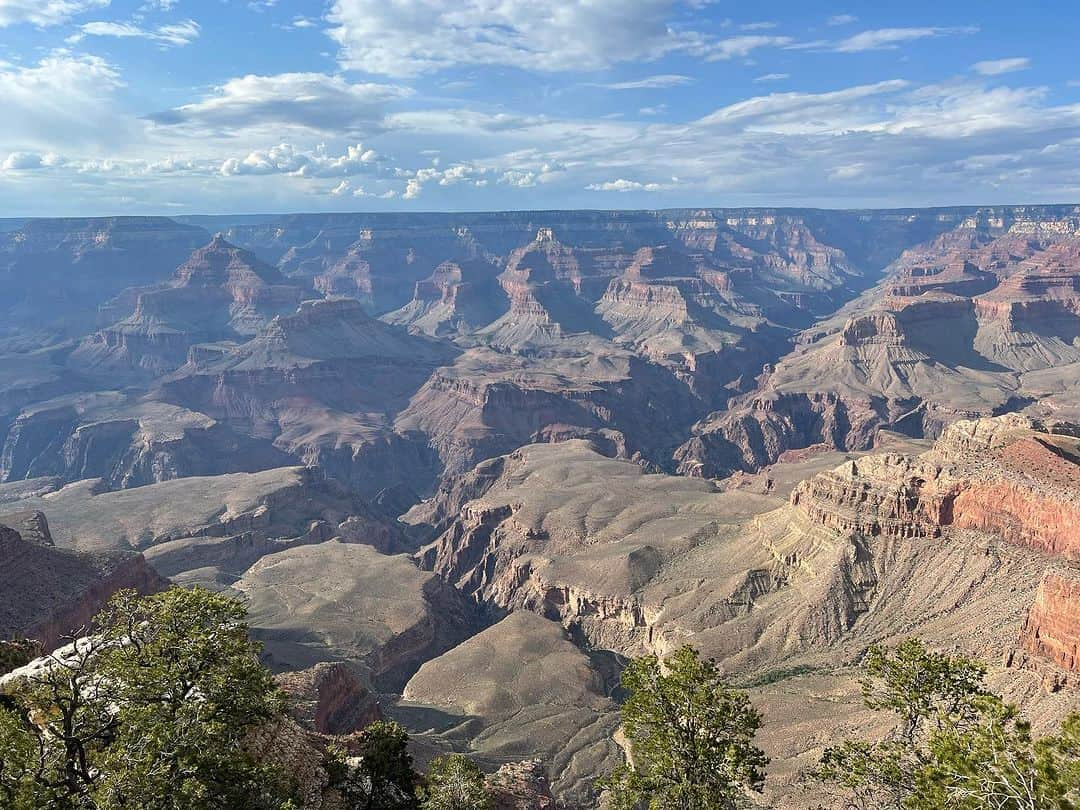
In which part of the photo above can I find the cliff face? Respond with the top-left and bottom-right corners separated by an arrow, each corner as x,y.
0,217 -> 211,348
0,396 -> 289,490
72,236 -> 307,380
276,661 -> 382,735
789,416 -> 1080,560
0,518 -> 167,650
676,220 -> 1080,476
1007,571 -> 1079,691
395,346 -> 702,475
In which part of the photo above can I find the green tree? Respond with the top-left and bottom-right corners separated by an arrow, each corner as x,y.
598,645 -> 767,810
332,720 -> 418,810
0,639 -> 41,677
814,638 -> 1079,810
0,587 -> 294,810
419,754 -> 492,810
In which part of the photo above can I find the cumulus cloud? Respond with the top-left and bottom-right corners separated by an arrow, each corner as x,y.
831,26 -> 976,53
2,152 -> 44,170
72,19 -> 200,46
585,178 -> 673,192
0,0 -> 108,27
148,73 -> 410,134
0,53 -> 130,151
219,142 -> 382,177
327,0 -> 705,75
973,57 -> 1031,76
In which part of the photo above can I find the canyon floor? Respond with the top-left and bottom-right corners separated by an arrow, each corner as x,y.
0,207 -> 1077,807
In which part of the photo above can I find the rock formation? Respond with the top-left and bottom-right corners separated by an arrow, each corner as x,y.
677,215 -> 1080,477
72,236 -> 307,379
1,209 -> 1078,809
277,661 -> 383,734
0,515 -> 167,650
1007,571 -> 1079,691
401,611 -> 621,805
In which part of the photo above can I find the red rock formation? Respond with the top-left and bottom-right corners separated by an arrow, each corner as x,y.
1007,571 -> 1079,691
73,236 -> 306,378
0,521 -> 168,650
790,454 -> 958,540
276,662 -> 382,735
789,416 -> 1080,560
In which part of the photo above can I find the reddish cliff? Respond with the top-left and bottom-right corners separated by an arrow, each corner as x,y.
276,661 -> 382,735
0,518 -> 168,650
1007,571 -> 1079,691
790,416 -> 1080,559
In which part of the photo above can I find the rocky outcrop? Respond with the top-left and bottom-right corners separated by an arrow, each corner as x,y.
488,760 -> 562,810
675,391 -> 887,478
0,520 -> 167,650
677,223 -> 1080,475
0,397 -> 290,490
277,662 -> 382,734
72,236 -> 307,379
790,454 -> 959,540
383,258 -> 508,337
397,347 -> 702,476
0,217 -> 210,348
790,416 -> 1080,559
1006,571 -> 1079,691
402,611 -> 619,805
155,298 -> 458,497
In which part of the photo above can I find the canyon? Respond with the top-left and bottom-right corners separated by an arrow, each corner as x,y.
0,207 -> 1076,808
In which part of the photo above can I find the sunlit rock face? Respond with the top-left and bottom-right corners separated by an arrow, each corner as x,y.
676,213 -> 1080,478
0,207 -> 1078,809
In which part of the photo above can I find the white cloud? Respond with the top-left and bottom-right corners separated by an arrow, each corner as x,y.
0,53 -> 129,151
753,72 -> 789,83
585,178 -> 673,192
704,34 -> 793,60
0,0 -> 108,27
826,14 -> 857,26
327,0 -> 703,75
149,73 -> 410,134
2,152 -> 42,170
73,19 -> 200,46
740,21 -> 775,31
832,26 -> 976,53
973,57 -> 1031,76
280,15 -> 316,30
598,74 -> 694,90
220,142 -> 382,177
697,80 -> 909,132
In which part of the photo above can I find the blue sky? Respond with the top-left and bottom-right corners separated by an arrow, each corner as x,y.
1,0 -> 1079,215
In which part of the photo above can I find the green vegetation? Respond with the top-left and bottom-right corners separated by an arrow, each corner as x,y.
0,639 -> 40,677
814,638 -> 1080,810
329,720 -> 419,810
419,754 -> 493,810
737,664 -> 820,688
598,645 -> 767,810
0,587 -> 293,810
3,590 -> 1074,810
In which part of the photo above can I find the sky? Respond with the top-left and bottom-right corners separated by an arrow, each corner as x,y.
1,0 -> 1079,215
